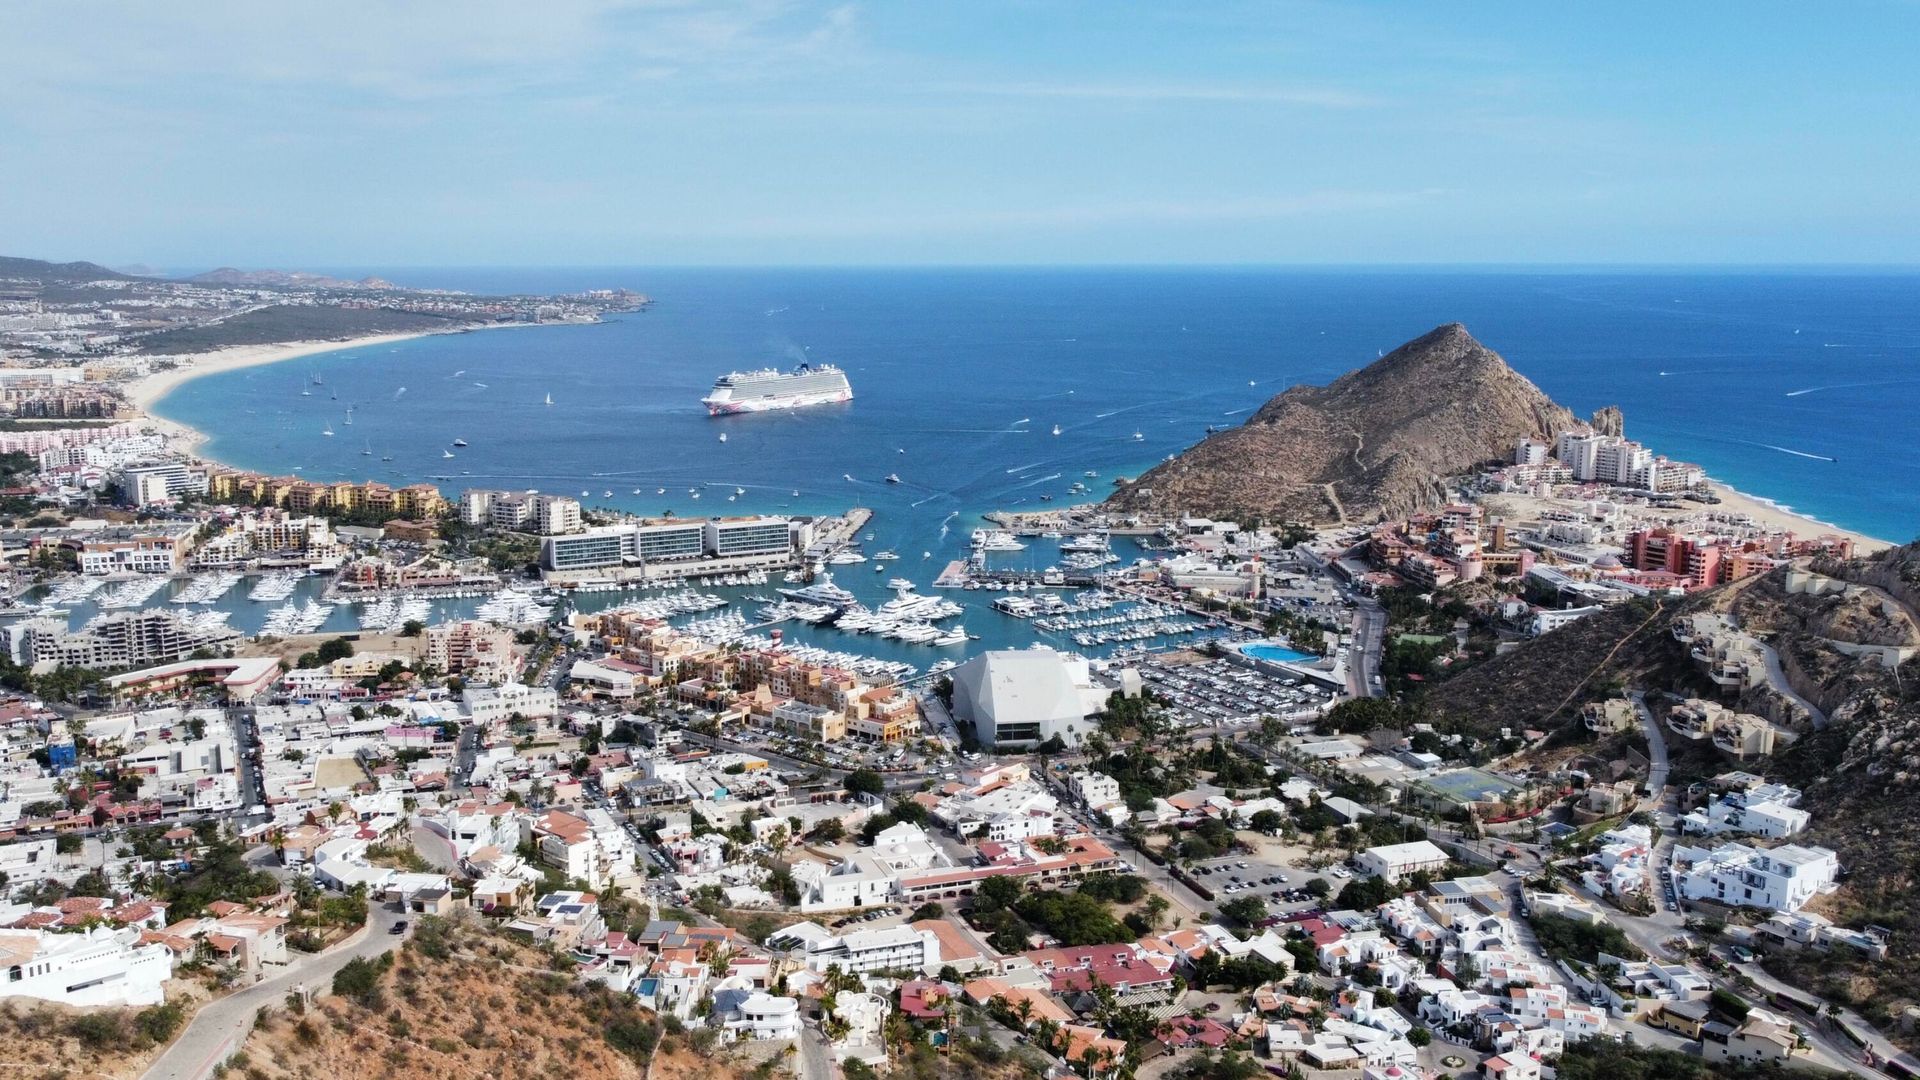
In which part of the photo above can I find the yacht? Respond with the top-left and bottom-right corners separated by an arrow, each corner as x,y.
1132,430 -> 1144,440
827,550 -> 867,564
873,550 -> 899,561
933,625 -> 969,647
887,577 -> 915,591
452,438 -> 468,447
718,432 -> 728,443
778,573 -> 859,608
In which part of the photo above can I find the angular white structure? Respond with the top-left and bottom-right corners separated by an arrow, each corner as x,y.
949,647 -> 1110,748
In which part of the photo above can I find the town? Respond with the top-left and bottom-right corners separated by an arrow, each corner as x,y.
0,388 -> 1908,1080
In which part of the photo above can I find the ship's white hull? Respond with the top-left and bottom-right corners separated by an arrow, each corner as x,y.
704,388 -> 853,416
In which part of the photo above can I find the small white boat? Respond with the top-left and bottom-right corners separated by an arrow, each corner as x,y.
442,449 -> 455,458
322,425 -> 334,436
657,487 -> 667,494
1133,431 -> 1144,440
1051,424 -> 1062,436
885,473 -> 902,484
452,438 -> 468,447
718,432 -> 728,442
545,392 -> 554,406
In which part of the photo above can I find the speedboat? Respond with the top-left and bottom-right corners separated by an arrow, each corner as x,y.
453,438 -> 468,447
885,473 -> 902,484
718,433 -> 728,442
442,449 -> 455,458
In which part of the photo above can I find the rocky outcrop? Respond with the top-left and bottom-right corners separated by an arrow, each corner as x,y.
1590,404 -> 1625,438
1106,323 -> 1594,524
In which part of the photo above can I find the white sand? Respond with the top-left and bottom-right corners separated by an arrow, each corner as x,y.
116,325 -> 540,459
1702,480 -> 1892,554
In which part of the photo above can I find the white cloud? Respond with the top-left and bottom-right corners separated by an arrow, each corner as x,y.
929,80 -> 1380,109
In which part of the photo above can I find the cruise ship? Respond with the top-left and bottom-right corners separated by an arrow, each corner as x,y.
701,363 -> 853,415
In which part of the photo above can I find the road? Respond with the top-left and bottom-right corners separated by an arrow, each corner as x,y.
1346,598 -> 1385,698
142,900 -> 411,1080
1628,691 -> 1670,797
796,1022 -> 835,1080
1755,639 -> 1828,728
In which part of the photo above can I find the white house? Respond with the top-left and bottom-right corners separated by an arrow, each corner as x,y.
1355,840 -> 1451,883
718,988 -> 802,1041
0,927 -> 175,1007
1681,784 -> 1808,839
1673,842 -> 1838,912
462,683 -> 559,725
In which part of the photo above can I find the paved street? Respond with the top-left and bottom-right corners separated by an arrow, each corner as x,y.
142,901 -> 410,1080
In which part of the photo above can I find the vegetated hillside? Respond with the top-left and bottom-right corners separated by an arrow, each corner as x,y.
1421,592 -> 1702,737
0,994 -> 196,1079
0,254 -> 144,282
233,915 -> 769,1080
1755,544 -> 1920,1036
1107,323 -> 1604,525
136,304 -> 469,354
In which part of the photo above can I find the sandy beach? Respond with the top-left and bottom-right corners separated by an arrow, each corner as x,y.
1703,480 -> 1893,554
116,325 -> 530,459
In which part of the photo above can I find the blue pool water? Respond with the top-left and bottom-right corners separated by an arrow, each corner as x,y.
1239,643 -> 1317,664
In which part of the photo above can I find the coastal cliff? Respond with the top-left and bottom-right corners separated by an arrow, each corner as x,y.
1107,323 -> 1599,525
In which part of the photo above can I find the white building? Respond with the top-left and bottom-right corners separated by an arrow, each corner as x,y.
462,682 -> 559,725
0,926 -> 175,1006
1673,842 -> 1838,912
717,987 -> 802,1041
802,924 -> 940,975
1355,840 -> 1451,883
949,647 -> 1111,748
1681,784 -> 1809,839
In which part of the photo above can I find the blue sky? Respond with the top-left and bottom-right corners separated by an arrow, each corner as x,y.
5,1 -> 1917,266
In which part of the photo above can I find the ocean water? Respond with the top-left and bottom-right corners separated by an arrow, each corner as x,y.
142,268 -> 1920,664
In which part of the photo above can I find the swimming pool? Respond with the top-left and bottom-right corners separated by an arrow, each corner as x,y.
1238,643 -> 1316,664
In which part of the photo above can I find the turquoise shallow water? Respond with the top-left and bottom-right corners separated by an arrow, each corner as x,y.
145,267 -> 1920,666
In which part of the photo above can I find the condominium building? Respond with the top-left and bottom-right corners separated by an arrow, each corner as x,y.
539,515 -> 807,575
73,523 -> 198,575
425,620 -> 519,683
118,462 -> 205,507
2,610 -> 241,669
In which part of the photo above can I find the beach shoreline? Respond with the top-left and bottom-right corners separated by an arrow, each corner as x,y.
120,323 -> 537,464
1702,479 -> 1892,555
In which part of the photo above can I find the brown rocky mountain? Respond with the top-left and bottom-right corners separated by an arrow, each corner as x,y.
1107,323 -> 1606,525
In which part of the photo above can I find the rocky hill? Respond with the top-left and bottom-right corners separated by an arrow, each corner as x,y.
1425,543 -> 1920,1042
230,914 -> 775,1080
1107,323 -> 1603,525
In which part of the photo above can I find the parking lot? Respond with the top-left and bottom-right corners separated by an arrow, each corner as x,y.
1136,655 -> 1335,728
1189,850 -> 1341,921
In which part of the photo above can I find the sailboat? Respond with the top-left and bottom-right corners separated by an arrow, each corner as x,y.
442,449 -> 455,459
544,392 -> 554,406
1051,424 -> 1063,436
361,440 -> 372,456
300,387 -> 311,397
322,424 -> 334,437
343,407 -> 354,426
1132,430 -> 1144,441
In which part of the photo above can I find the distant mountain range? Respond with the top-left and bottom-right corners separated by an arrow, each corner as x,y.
0,254 -> 400,291
1107,322 -> 1612,525
182,267 -> 398,290
0,255 -> 146,282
